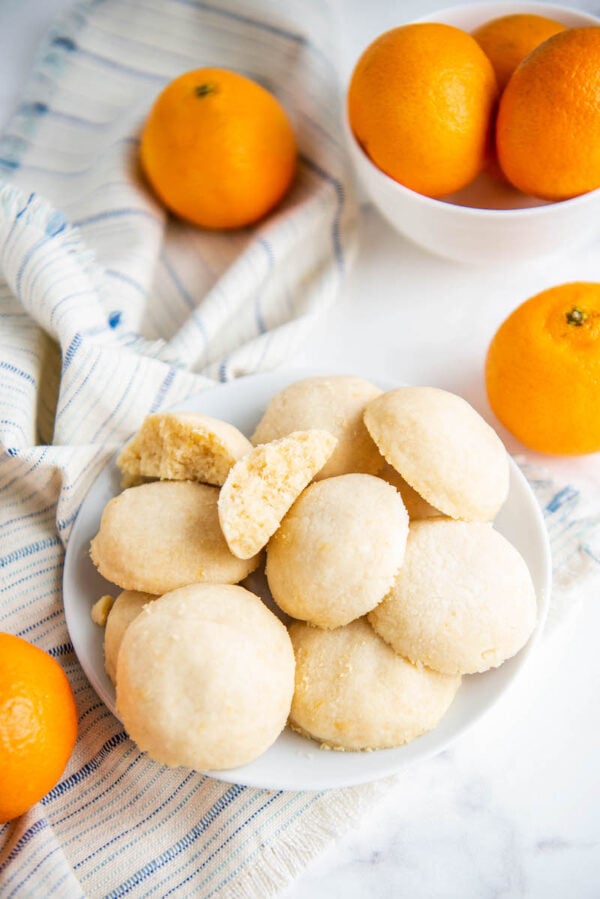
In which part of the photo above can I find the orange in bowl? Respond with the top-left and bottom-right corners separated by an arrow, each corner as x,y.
347,22 -> 498,198
497,27 -> 600,200
472,12 -> 565,91
471,13 -> 565,183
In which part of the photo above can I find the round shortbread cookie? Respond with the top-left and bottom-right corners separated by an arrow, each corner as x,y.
90,480 -> 261,594
117,412 -> 253,486
251,375 -> 383,479
289,618 -> 461,751
368,519 -> 537,675
363,386 -> 509,521
104,590 -> 156,684
266,473 -> 408,628
116,584 -> 295,770
218,429 -> 337,559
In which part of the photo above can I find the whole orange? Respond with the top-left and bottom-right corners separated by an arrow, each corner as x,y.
347,23 -> 498,198
140,68 -> 297,229
485,283 -> 600,455
496,27 -> 600,200
472,13 -> 565,92
0,633 -> 78,823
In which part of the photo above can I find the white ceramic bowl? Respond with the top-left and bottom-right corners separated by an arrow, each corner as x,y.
344,2 -> 600,264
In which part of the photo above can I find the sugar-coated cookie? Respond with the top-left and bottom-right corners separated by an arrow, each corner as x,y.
289,618 -> 461,750
266,473 -> 408,628
90,480 -> 261,594
117,412 -> 253,486
368,519 -> 537,675
218,429 -> 337,559
104,589 -> 156,684
251,375 -> 383,479
116,584 -> 295,770
364,386 -> 509,521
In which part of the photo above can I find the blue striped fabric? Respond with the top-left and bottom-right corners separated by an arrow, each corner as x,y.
1,1 -> 599,896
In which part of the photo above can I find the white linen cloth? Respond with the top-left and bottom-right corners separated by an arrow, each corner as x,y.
0,1 -> 598,896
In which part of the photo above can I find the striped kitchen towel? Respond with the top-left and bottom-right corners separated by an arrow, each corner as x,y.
1,0 -> 599,896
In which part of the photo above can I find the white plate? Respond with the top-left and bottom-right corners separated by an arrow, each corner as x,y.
63,369 -> 552,791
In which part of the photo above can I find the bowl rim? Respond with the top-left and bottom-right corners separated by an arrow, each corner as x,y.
415,0 -> 600,27
345,0 -> 600,219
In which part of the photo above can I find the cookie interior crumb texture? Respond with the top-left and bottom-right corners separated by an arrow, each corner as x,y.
117,412 -> 253,486
251,375 -> 384,479
218,429 -> 337,559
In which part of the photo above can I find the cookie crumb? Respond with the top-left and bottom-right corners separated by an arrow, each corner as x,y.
91,594 -> 115,627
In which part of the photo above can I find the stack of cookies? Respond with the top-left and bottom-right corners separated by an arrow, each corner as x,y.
90,376 -> 537,771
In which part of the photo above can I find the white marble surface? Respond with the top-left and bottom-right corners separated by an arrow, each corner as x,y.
2,1 -> 600,897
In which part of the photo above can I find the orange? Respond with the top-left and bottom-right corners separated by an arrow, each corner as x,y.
496,27 -> 600,200
140,68 -> 297,229
485,283 -> 600,455
347,23 -> 498,198
0,633 -> 78,823
472,13 -> 565,92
